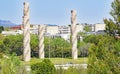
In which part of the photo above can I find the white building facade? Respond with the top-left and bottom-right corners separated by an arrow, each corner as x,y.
94,24 -> 106,32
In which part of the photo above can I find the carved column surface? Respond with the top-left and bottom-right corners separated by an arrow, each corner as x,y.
38,25 -> 45,59
71,10 -> 78,59
23,2 -> 31,62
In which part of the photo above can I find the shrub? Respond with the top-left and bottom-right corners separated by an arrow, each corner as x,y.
31,59 -> 56,74
87,35 -> 120,74
0,53 -> 22,74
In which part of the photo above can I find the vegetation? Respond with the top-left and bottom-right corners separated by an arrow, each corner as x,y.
31,59 -> 56,74
87,35 -> 120,74
1,0 -> 120,74
0,26 -> 4,33
104,0 -> 120,36
2,35 -> 23,55
87,0 -> 120,73
30,58 -> 88,65
83,24 -> 92,32
56,67 -> 87,74
0,34 -> 88,58
0,53 -> 27,74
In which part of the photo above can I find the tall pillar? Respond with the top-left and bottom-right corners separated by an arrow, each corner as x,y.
71,10 -> 78,59
23,2 -> 31,62
38,25 -> 45,59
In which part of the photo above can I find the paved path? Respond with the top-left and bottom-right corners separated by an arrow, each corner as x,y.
55,64 -> 87,69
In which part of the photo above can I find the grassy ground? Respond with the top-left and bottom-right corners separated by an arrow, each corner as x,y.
30,57 -> 88,65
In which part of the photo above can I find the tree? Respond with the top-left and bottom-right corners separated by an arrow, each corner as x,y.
3,35 -> 23,55
83,25 -> 92,32
0,26 -> 4,33
30,34 -> 39,57
87,35 -> 120,74
44,37 -> 71,58
104,0 -> 120,36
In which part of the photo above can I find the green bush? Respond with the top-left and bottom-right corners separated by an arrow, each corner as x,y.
87,35 -> 120,74
0,54 -> 26,74
31,59 -> 56,74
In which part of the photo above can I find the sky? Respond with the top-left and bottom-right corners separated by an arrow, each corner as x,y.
0,0 -> 113,25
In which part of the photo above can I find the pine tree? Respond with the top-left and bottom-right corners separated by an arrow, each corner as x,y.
87,0 -> 120,73
104,0 -> 120,36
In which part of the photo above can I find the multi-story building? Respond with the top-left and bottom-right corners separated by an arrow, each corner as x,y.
76,24 -> 84,33
45,24 -> 58,35
57,26 -> 71,41
58,26 -> 70,34
94,23 -> 106,32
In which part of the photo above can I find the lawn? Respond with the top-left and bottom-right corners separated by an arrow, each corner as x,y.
30,57 -> 88,65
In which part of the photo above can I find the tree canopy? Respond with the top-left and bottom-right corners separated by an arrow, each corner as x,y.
104,0 -> 120,36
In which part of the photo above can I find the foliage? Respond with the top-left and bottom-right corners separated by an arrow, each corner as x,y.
3,35 -> 23,55
31,59 -> 56,74
56,66 -> 87,74
4,27 -> 10,31
84,25 -> 92,32
0,54 -> 26,74
0,34 -> 5,53
44,37 -> 71,58
87,35 -> 120,74
104,0 -> 120,36
0,26 -> 4,33
79,43 -> 90,57
77,40 -> 89,57
30,34 -> 39,57
78,32 -> 86,37
83,34 -> 104,45
0,34 -> 72,58
104,18 -> 118,36
0,34 -> 87,58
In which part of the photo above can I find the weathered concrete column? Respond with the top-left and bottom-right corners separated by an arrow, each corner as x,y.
71,10 -> 78,59
23,2 -> 31,62
38,25 -> 45,59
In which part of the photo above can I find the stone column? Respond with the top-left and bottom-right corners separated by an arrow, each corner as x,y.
23,2 -> 31,62
71,10 -> 78,59
38,25 -> 45,59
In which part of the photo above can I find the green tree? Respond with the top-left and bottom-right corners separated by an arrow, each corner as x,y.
3,35 -> 23,55
104,0 -> 120,36
0,26 -> 4,33
84,25 -> 92,32
44,37 -> 71,58
30,34 -> 39,57
87,35 -> 120,74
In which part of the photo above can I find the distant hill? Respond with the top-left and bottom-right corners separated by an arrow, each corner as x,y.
0,20 -> 16,27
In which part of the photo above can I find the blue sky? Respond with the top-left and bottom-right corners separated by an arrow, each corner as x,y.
0,0 -> 113,25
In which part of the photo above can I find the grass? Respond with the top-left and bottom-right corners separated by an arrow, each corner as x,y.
30,57 -> 88,65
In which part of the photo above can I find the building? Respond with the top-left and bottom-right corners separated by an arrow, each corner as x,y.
94,23 -> 106,32
2,30 -> 23,36
76,24 -> 84,33
2,24 -> 84,41
58,26 -> 71,41
45,24 -> 58,35
10,25 -> 21,30
58,26 -> 70,34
